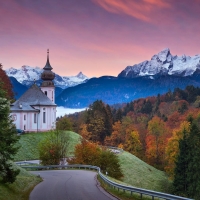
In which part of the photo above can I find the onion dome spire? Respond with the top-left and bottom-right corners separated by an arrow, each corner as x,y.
41,49 -> 55,86
44,49 -> 53,70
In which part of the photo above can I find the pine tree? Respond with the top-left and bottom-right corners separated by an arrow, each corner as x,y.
173,128 -> 189,197
0,82 -> 19,183
115,108 -> 122,122
173,117 -> 200,198
186,121 -> 200,199
86,100 -> 113,143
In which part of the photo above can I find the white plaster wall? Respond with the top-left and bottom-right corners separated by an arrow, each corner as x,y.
40,86 -> 55,103
11,106 -> 56,132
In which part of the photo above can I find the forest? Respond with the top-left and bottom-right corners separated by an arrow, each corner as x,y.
58,85 -> 200,198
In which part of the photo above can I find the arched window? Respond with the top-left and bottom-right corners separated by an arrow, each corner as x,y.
45,91 -> 47,96
43,112 -> 46,123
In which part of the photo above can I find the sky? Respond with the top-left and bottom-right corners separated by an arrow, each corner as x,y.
1,0 -> 200,77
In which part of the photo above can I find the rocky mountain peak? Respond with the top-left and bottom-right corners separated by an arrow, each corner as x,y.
76,71 -> 87,79
118,48 -> 200,78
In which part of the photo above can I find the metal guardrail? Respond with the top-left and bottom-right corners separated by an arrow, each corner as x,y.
20,164 -> 192,200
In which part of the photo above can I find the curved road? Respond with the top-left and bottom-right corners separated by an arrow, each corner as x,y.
30,170 -> 118,200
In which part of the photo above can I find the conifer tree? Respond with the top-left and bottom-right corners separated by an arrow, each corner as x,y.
0,82 -> 19,183
173,117 -> 200,198
186,121 -> 200,199
86,100 -> 113,143
173,128 -> 189,196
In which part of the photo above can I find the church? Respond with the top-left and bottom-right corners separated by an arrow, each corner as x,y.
10,50 -> 57,132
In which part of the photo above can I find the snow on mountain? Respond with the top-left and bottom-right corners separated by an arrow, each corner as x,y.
118,48 -> 200,78
5,66 -> 89,89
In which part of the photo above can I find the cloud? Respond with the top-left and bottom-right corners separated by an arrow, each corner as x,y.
92,0 -> 170,22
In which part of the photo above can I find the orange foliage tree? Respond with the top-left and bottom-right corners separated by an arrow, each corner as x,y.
68,139 -> 123,179
146,116 -> 168,168
79,123 -> 92,141
0,64 -> 14,100
104,121 -> 122,147
68,138 -> 101,166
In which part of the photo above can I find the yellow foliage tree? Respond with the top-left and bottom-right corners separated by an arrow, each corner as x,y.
165,121 -> 190,178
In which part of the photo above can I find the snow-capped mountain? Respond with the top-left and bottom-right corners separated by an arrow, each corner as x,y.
118,48 -> 200,78
5,66 -> 89,89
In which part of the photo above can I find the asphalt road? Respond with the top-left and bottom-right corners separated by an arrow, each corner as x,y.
30,170 -> 118,200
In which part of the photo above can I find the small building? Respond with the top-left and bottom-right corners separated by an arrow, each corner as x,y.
10,50 -> 57,132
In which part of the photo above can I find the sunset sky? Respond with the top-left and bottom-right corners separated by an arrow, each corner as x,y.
1,0 -> 200,77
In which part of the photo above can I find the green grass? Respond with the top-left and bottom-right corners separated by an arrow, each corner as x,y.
0,163 -> 41,200
98,176 -> 152,200
118,151 -> 172,193
12,131 -> 172,198
14,131 -> 81,161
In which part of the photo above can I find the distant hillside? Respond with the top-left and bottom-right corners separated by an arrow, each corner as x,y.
56,75 -> 200,108
9,77 -> 28,99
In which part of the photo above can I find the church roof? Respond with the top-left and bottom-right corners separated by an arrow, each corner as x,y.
11,83 -> 56,112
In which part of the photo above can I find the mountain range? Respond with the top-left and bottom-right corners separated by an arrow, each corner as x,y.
118,48 -> 200,78
5,66 -> 88,89
6,48 -> 200,108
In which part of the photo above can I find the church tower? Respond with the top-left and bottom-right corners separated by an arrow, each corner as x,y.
40,49 -> 55,103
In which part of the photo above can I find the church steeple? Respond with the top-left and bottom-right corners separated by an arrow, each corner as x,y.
40,49 -> 55,103
41,49 -> 55,83
43,49 -> 53,70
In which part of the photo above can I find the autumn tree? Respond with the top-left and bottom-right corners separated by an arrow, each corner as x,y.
123,130 -> 141,157
38,130 -> 70,165
104,121 -> 122,147
121,116 -> 141,156
0,64 -> 14,100
68,138 -> 101,166
79,123 -> 92,140
146,116 -> 167,168
68,139 -> 123,179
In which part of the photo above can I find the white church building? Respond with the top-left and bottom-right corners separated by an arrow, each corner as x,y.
10,50 -> 57,132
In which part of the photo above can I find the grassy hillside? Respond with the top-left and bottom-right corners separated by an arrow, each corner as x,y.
118,152 -> 171,193
14,131 -> 81,161
0,163 -> 41,200
13,131 -> 171,194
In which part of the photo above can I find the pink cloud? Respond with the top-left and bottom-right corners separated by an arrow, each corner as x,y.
92,0 -> 171,22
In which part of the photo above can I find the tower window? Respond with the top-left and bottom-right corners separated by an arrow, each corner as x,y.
43,112 -> 46,123
45,91 -> 47,96
24,115 -> 26,120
